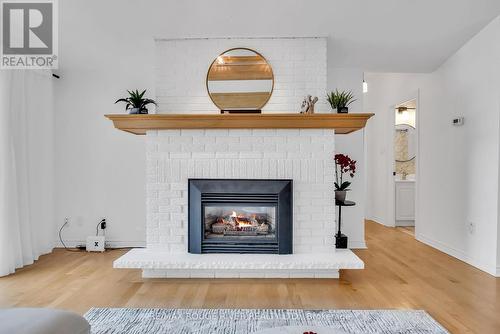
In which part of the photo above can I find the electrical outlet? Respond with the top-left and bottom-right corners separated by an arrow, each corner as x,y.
468,221 -> 475,234
64,217 -> 70,227
100,217 -> 107,230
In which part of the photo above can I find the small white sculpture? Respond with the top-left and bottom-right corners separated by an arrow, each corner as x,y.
300,95 -> 318,114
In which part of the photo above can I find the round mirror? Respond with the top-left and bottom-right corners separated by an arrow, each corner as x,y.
206,48 -> 274,112
394,124 -> 416,162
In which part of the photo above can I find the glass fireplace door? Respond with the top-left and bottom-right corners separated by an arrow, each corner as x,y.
203,204 -> 277,241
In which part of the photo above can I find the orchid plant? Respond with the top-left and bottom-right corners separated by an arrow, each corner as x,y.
334,153 -> 356,191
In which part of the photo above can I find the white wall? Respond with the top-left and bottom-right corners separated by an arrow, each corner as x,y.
365,17 -> 500,275
364,73 -> 430,225
54,0 -> 154,247
55,0 -> 367,248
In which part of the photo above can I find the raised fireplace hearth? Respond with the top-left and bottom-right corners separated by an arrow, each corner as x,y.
188,179 -> 292,254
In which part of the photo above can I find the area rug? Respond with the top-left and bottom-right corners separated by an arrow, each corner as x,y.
84,308 -> 448,334
84,308 -> 449,334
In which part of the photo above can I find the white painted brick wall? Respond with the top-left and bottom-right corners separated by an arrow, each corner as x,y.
146,129 -> 336,254
155,37 -> 327,114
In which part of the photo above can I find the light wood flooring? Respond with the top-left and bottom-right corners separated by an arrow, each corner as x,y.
0,220 -> 499,333
396,226 -> 415,237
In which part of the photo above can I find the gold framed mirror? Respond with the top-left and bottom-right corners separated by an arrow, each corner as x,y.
206,48 -> 274,112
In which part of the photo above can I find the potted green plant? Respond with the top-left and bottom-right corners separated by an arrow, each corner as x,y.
326,89 -> 356,113
334,153 -> 356,202
115,89 -> 157,114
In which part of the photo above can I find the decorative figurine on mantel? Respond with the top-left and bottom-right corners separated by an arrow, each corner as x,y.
300,95 -> 318,114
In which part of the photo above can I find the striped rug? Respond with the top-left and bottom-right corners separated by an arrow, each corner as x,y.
84,308 -> 449,334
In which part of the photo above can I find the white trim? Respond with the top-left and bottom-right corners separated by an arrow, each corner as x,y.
368,216 -> 390,227
395,220 -> 415,227
416,232 -> 497,277
54,240 -> 145,249
348,240 -> 367,249
387,94 -> 420,229
496,266 -> 500,277
386,102 -> 396,228
413,91 -> 421,241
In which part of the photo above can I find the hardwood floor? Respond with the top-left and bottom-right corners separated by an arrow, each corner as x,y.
396,226 -> 415,237
1,220 -> 499,333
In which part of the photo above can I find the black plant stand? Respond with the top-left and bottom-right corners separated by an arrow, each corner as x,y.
335,199 -> 355,249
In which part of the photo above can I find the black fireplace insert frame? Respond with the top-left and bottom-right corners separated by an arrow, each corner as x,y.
188,179 -> 293,254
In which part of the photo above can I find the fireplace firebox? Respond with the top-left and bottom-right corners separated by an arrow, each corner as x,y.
188,179 -> 292,254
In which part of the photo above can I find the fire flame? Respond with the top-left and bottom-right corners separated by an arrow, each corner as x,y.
229,211 -> 254,227
237,221 -> 253,227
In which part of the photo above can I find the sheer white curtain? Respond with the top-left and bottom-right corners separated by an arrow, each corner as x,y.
0,70 -> 55,276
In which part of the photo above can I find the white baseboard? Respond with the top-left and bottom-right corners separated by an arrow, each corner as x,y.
54,239 -> 367,252
54,240 -> 145,249
348,240 -> 367,249
395,220 -> 415,227
416,233 -> 498,277
367,216 -> 390,227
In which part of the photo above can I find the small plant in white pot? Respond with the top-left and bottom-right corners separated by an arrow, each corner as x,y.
115,89 -> 157,114
334,153 -> 356,202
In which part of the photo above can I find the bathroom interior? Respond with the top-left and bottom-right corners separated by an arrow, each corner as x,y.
394,99 -> 417,229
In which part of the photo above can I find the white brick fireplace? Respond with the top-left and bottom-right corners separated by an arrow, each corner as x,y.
113,36 -> 364,278
114,128 -> 364,278
146,128 -> 336,253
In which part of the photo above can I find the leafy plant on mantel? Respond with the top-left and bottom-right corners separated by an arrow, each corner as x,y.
115,89 -> 157,114
334,153 -> 356,191
326,89 -> 356,110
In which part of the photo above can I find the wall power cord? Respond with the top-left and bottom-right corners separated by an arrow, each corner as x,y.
96,218 -> 106,236
58,218 -> 85,252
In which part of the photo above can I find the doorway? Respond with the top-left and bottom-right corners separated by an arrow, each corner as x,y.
393,99 -> 417,235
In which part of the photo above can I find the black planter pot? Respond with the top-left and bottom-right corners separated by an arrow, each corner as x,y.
337,106 -> 349,114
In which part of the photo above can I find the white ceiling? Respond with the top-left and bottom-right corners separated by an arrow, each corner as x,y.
140,0 -> 500,72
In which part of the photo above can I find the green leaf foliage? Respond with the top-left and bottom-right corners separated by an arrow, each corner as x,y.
326,89 -> 356,110
115,89 -> 158,112
335,181 -> 351,191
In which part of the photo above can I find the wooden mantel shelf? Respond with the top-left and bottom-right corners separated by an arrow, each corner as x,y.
104,113 -> 374,135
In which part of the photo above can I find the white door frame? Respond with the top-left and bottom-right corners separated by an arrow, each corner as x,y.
386,90 -> 420,229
